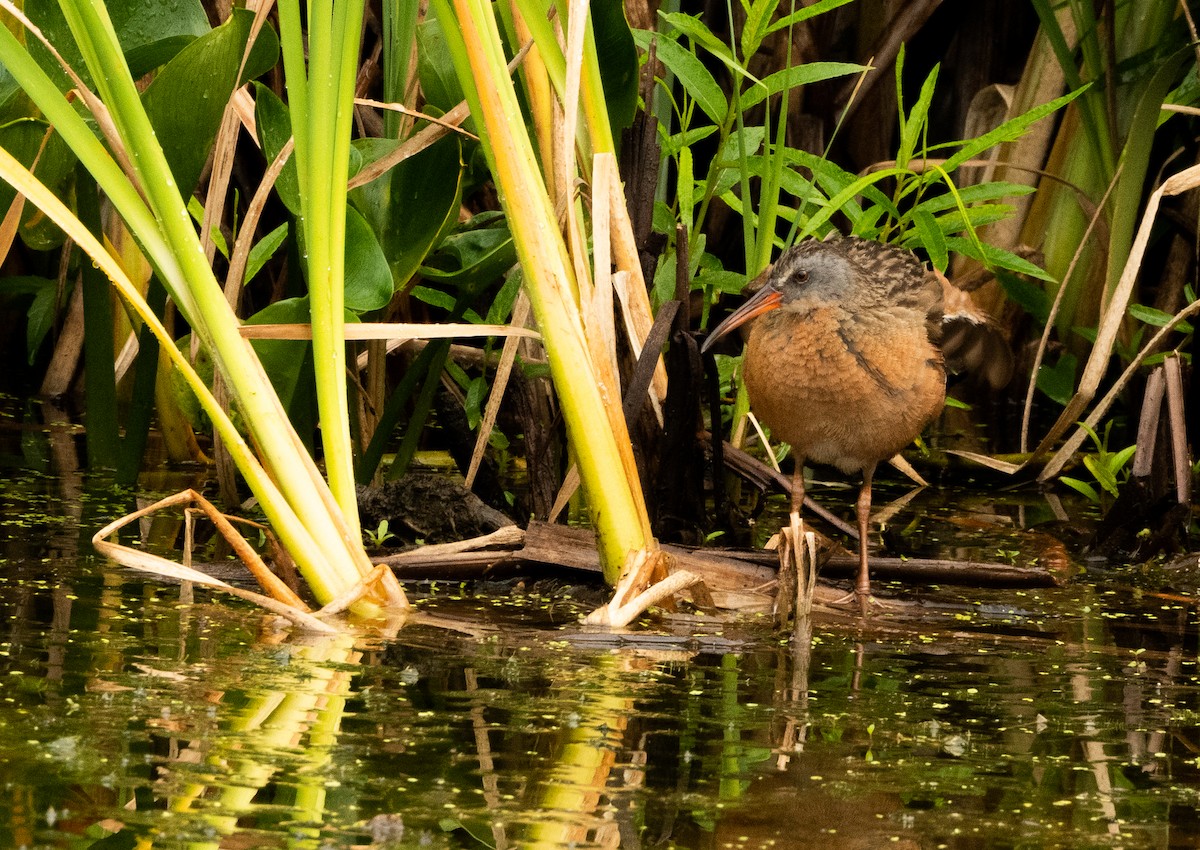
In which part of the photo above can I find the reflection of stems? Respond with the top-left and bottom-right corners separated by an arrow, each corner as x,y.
718,653 -> 745,801
466,667 -> 509,850
523,654 -> 635,849
165,634 -> 359,848
774,631 -> 812,772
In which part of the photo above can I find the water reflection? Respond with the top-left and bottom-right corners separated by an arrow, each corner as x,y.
1,431 -> 1200,847
1,563 -> 1198,849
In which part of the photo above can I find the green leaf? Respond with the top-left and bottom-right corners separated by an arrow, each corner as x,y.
913,208 -> 947,271
421,214 -> 517,287
767,0 -> 856,34
417,12 -> 465,116
739,62 -> 867,109
995,270 -> 1050,324
1109,444 -> 1137,477
464,375 -> 487,429
0,119 -> 76,248
343,206 -> 394,313
909,181 -> 1035,214
187,195 -> 228,257
926,203 -> 1014,234
696,269 -> 747,295
244,297 -> 316,433
1083,454 -> 1119,497
943,236 -> 1056,282
141,9 -> 280,196
1036,351 -> 1077,406
1060,476 -> 1100,503
1129,303 -> 1193,334
896,51 -> 937,172
797,166 -> 911,241
485,266 -> 522,324
245,222 -> 289,283
16,0 -> 210,90
350,133 -> 463,294
660,124 -> 719,158
938,84 -> 1090,175
253,82 -> 300,214
660,12 -> 733,63
0,275 -> 61,364
634,30 -> 727,124
741,0 -> 780,59
678,144 -> 694,234
592,0 -> 639,135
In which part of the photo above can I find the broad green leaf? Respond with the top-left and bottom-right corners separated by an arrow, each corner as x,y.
634,30 -> 727,124
421,214 -> 517,287
142,9 -> 280,196
16,0 -> 209,91
111,0 -> 211,76
253,82 -> 300,214
350,133 -> 463,294
592,0 -> 639,135
343,206 -> 394,313
245,297 -> 315,434
417,13 -> 465,116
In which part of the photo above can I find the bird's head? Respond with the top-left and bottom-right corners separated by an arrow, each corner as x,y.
701,237 -> 896,354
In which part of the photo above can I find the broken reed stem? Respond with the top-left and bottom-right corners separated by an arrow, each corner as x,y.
92,489 -> 346,633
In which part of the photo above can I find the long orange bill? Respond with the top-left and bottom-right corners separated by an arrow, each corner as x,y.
700,283 -> 783,354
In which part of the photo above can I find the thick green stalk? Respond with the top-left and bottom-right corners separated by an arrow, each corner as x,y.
277,0 -> 364,538
434,0 -> 650,581
3,0 -> 395,608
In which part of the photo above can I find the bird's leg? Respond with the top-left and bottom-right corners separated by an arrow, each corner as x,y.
854,464 -> 876,613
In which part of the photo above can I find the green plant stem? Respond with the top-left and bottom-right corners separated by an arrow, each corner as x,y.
278,0 -> 364,539
434,0 -> 650,581
2,1 -> 392,609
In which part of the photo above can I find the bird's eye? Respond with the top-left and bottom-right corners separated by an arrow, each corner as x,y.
796,269 -> 809,283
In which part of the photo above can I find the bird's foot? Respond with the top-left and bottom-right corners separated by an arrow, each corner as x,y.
828,588 -> 895,614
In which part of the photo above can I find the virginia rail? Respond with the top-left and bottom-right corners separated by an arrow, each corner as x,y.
702,236 -> 947,608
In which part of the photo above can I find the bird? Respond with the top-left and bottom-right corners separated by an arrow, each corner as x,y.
701,235 -> 948,610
